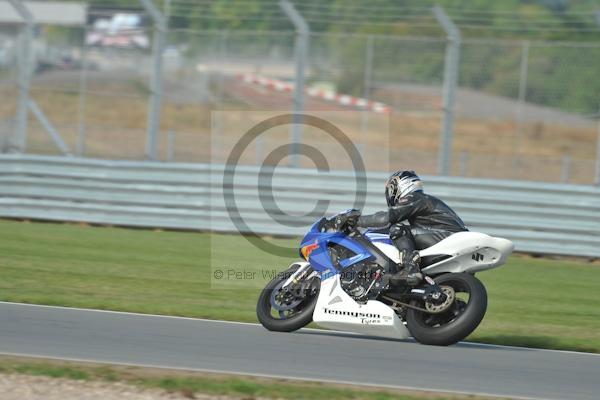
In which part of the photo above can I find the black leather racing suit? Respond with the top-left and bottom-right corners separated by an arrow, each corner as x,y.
357,191 -> 468,257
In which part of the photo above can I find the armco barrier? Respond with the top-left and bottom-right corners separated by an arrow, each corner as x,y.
0,154 -> 599,257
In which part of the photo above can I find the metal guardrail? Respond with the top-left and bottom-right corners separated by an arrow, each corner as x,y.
1,154 -> 599,258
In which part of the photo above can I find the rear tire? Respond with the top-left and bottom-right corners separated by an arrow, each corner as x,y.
256,265 -> 319,332
406,273 -> 487,346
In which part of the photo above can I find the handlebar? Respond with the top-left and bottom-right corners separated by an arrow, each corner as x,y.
325,209 -> 361,233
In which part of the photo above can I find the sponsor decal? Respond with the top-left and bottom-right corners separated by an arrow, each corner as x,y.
472,252 -> 484,262
322,308 -> 395,325
360,318 -> 381,325
323,308 -> 381,319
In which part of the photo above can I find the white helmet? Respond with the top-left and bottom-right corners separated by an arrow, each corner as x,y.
385,170 -> 423,207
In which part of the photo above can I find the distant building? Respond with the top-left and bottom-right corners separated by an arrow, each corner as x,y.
86,7 -> 149,49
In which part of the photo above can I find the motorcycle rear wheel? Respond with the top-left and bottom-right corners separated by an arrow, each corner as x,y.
256,264 -> 320,332
406,273 -> 487,346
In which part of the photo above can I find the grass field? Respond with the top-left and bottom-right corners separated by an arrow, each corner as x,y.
1,219 -> 599,353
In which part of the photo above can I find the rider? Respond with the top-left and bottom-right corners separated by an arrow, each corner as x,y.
345,170 -> 468,286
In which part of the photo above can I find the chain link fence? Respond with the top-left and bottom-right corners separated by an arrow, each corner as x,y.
1,1 -> 600,184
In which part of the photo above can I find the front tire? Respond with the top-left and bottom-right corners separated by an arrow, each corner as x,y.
256,264 -> 320,332
406,273 -> 487,346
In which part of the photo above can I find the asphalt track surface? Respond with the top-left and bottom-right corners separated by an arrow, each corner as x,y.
0,302 -> 598,400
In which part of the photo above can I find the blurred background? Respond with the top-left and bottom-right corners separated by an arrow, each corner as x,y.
1,0 -> 600,184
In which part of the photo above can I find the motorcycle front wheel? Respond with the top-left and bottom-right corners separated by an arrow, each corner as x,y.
406,272 -> 487,346
256,264 -> 320,332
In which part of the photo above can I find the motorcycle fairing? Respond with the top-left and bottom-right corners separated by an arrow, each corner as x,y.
303,233 -> 374,273
312,274 -> 411,339
370,232 -> 514,274
301,220 -> 376,273
364,231 -> 393,245
420,232 -> 514,274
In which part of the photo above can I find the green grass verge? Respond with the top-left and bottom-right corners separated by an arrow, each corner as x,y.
0,356 -> 502,400
1,219 -> 599,352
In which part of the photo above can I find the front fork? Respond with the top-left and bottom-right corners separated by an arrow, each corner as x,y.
281,263 -> 319,297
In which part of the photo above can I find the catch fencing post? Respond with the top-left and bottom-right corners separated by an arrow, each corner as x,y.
433,6 -> 460,176
139,0 -> 167,161
77,25 -> 89,156
8,0 -> 72,156
212,30 -> 228,142
279,0 -> 309,168
596,106 -> 600,186
515,40 -> 530,159
7,0 -> 34,153
361,35 -> 374,146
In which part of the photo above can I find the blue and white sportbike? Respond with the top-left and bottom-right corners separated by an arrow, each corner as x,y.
257,209 -> 514,345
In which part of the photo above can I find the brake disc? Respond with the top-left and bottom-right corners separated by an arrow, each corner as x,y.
270,281 -> 304,311
425,286 -> 455,314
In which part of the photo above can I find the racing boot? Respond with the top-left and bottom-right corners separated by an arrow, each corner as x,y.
389,250 -> 423,286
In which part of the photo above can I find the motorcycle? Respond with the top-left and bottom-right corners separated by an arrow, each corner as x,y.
257,210 -> 514,345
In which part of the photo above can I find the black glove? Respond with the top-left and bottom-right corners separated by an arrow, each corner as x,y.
334,209 -> 361,231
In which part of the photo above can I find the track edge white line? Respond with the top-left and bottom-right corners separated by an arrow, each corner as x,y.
1,301 -> 598,357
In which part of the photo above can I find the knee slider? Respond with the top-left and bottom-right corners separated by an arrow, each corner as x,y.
389,224 -> 411,240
